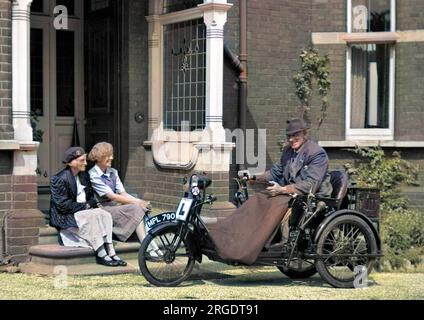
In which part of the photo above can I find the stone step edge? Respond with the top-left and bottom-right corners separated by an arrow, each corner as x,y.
29,242 -> 141,259
19,259 -> 140,276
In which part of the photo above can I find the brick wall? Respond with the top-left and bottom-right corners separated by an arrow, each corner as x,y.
123,0 -> 149,197
243,0 -> 312,167
395,44 -> 424,141
397,0 -> 424,31
142,169 -> 231,212
0,175 -> 11,259
0,175 -> 44,263
311,44 -> 346,141
311,0 -> 346,33
0,0 -> 12,141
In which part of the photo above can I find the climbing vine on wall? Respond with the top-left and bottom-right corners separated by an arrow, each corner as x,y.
293,48 -> 331,129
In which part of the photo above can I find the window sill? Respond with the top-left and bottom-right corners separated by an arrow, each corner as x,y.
0,140 -> 39,151
319,140 -> 424,148
342,32 -> 398,44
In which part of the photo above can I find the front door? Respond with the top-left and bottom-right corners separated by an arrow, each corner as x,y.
84,0 -> 122,172
30,0 -> 84,186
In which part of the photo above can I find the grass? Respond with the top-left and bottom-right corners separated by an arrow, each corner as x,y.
1,267 -> 423,300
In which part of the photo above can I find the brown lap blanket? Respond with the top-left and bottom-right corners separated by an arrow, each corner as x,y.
207,192 -> 290,265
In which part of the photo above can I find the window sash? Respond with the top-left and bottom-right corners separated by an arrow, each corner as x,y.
345,0 -> 396,141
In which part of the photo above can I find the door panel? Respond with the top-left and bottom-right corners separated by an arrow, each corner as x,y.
30,8 -> 84,186
84,0 -> 121,171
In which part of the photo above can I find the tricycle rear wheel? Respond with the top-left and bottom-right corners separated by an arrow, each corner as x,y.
315,215 -> 378,288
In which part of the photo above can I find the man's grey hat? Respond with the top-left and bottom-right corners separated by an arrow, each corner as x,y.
286,118 -> 309,136
63,146 -> 85,164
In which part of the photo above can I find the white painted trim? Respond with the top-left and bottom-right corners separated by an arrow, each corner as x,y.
391,0 -> 396,32
0,140 -> 39,151
320,140 -> 424,148
345,47 -> 351,140
312,31 -> 424,45
159,7 -> 204,25
12,0 -> 34,142
347,0 -> 352,33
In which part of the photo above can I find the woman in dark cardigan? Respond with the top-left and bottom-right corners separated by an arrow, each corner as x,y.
50,147 -> 124,267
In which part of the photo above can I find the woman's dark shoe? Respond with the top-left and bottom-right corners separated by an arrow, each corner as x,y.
96,256 -> 119,267
110,256 -> 127,266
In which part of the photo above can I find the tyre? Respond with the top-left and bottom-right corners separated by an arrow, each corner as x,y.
315,215 -> 378,288
278,258 -> 317,279
138,226 -> 195,287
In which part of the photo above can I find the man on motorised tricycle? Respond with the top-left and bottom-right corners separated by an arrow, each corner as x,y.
208,118 -> 333,264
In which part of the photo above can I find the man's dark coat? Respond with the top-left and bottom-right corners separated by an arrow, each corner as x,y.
269,139 -> 332,196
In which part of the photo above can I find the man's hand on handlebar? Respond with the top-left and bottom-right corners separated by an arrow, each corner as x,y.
266,181 -> 297,197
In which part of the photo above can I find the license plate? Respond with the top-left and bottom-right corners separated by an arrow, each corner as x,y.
145,212 -> 176,233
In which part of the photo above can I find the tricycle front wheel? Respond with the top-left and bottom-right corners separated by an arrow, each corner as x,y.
138,226 -> 195,287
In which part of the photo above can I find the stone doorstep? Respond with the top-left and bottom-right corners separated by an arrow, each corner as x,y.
29,242 -> 141,261
19,259 -> 140,276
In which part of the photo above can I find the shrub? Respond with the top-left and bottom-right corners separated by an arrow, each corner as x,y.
379,210 -> 424,271
345,146 -> 419,213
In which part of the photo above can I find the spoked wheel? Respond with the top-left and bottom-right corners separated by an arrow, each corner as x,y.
278,258 -> 317,279
315,215 -> 378,288
138,226 -> 195,287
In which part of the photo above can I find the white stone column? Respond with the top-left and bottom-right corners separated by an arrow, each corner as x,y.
194,0 -> 234,172
12,0 -> 33,142
12,0 -> 38,176
201,0 -> 232,143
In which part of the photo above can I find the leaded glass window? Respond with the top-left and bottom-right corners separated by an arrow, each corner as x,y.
163,19 -> 206,131
163,0 -> 204,14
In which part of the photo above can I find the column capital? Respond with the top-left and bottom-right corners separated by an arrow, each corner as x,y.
199,1 -> 233,29
12,0 -> 33,11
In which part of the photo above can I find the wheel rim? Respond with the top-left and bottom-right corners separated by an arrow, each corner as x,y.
319,222 -> 372,282
143,231 -> 193,283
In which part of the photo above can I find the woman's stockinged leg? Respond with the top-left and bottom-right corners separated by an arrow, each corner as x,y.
135,221 -> 147,241
136,222 -> 162,256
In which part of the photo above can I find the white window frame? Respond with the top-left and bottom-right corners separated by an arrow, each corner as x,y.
148,5 -> 206,143
345,0 -> 396,141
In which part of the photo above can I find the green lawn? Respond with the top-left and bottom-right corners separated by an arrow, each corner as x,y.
1,267 -> 423,300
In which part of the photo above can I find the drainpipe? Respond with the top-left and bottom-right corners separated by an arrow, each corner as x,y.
239,0 -> 248,170
223,0 -> 248,171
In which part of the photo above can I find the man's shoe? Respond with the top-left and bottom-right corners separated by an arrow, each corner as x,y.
96,256 -> 119,267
